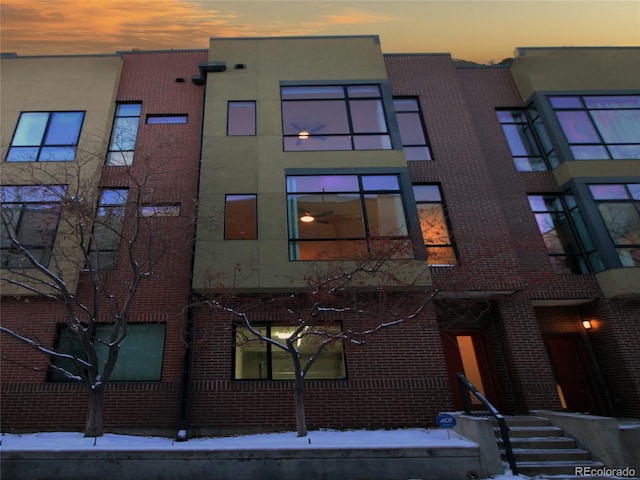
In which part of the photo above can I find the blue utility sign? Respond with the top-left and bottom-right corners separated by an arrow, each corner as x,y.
436,413 -> 457,428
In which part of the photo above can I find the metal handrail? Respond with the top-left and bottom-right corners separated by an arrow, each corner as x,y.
456,373 -> 518,475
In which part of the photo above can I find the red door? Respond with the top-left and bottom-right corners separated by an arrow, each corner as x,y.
543,335 -> 602,414
440,331 -> 503,411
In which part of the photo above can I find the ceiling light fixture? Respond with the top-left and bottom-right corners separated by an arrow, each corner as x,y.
298,130 -> 310,140
300,214 -> 315,223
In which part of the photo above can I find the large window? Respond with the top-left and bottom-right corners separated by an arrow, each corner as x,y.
227,101 -> 256,136
394,98 -> 432,161
225,194 -> 257,239
286,174 -> 411,260
281,85 -> 391,151
528,194 -> 598,274
87,189 -> 128,270
550,95 -> 640,160
50,323 -> 165,382
1,185 -> 65,268
6,112 -> 85,162
497,108 -> 557,170
589,184 -> 640,267
413,185 -> 456,265
234,325 -> 346,380
106,103 -> 141,166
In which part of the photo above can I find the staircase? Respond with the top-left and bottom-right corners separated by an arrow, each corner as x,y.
504,415 -> 606,477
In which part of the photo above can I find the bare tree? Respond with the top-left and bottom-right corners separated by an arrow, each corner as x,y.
203,245 -> 437,437
1,137 -> 191,437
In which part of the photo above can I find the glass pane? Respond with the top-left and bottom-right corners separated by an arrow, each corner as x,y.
528,195 -> 562,212
116,103 -> 142,117
583,96 -> 640,109
347,85 -> 380,98
598,203 -> 640,245
289,193 -> 365,239
397,112 -> 426,145
353,135 -> 391,150
514,156 -> 547,171
235,326 -> 268,379
228,102 -> 256,135
369,238 -> 414,259
287,175 -> 359,193
106,151 -> 134,166
1,205 -> 21,248
284,135 -> 352,151
146,115 -> 188,124
6,147 -> 40,162
589,184 -> 627,200
38,147 -> 77,161
497,110 -> 528,123
281,86 -> 344,99
139,205 -> 181,217
12,113 -> 48,146
225,194 -> 257,239
96,324 -> 165,381
590,110 -> 640,143
17,205 -> 60,247
427,246 -> 457,266
394,99 -> 419,112
549,97 -> 582,109
365,193 -> 407,237
44,112 -> 84,145
570,145 -> 610,160
501,124 -> 541,156
617,248 -> 640,267
413,185 -> 441,202
282,100 -> 349,135
101,189 -> 129,205
109,117 -> 140,151
417,203 -> 451,246
404,146 -> 432,161
609,145 -> 640,159
361,175 -> 400,191
350,99 -> 387,133
629,184 -> 640,200
291,240 -> 368,260
556,111 -> 601,143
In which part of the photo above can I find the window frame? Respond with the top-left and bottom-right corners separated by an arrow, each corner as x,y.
1,185 -> 66,269
6,111 -> 85,162
233,323 -> 347,381
48,323 -> 166,383
286,172 -> 416,261
227,101 -> 256,136
281,83 -> 394,151
412,184 -> 457,266
106,102 -> 142,166
393,97 -> 433,161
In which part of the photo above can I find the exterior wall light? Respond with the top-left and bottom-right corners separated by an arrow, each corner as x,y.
582,320 -> 593,330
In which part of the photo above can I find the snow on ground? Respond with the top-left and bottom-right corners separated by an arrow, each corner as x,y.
0,428 -> 527,479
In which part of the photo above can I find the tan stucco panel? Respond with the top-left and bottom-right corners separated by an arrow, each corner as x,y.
1,55 -> 123,296
553,160 -> 640,186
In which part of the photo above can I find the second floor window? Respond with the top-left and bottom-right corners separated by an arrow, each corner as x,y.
550,95 -> 640,160
286,174 -> 411,260
281,85 -> 391,151
589,184 -> 640,267
87,189 -> 128,270
106,103 -> 141,166
6,112 -> 85,162
227,101 -> 256,135
1,185 -> 65,268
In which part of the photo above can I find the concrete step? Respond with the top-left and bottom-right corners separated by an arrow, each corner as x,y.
504,415 -> 551,427
517,460 -> 605,477
507,425 -> 564,437
507,436 -> 577,449
511,447 -> 591,462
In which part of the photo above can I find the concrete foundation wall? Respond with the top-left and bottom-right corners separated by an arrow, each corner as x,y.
1,445 -> 484,480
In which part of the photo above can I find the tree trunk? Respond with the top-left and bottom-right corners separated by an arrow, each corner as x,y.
293,373 -> 308,437
84,386 -> 104,437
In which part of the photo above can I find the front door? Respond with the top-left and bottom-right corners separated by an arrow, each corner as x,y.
543,335 -> 602,414
441,331 -> 502,411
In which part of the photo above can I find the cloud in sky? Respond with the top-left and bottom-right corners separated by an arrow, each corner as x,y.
0,0 -> 397,55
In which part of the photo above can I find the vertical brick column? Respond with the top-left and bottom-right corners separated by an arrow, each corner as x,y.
497,296 -> 562,413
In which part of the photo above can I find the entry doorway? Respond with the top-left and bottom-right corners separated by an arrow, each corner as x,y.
441,331 -> 503,411
543,335 -> 602,414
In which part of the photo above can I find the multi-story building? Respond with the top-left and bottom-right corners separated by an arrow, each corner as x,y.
1,37 -> 638,436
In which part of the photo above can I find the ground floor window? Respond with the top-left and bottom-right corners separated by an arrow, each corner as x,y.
234,325 -> 346,380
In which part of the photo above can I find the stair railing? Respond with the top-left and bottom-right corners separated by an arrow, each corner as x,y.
456,373 -> 518,475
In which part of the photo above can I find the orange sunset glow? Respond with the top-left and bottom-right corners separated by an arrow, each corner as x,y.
1,0 -> 639,63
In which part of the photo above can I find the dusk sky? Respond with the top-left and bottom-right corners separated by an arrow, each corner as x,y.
1,0 -> 638,64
